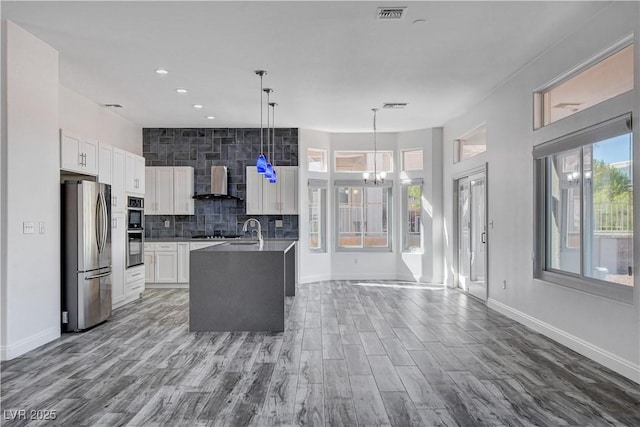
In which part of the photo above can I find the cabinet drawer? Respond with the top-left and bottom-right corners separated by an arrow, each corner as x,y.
155,242 -> 177,252
127,278 -> 145,294
125,266 -> 145,283
189,241 -> 224,251
144,243 -> 155,251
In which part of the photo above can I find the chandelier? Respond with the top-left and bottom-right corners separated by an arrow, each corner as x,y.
363,108 -> 386,185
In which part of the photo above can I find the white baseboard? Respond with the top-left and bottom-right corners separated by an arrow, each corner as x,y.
487,298 -> 640,384
299,273 -> 332,284
145,283 -> 189,289
1,326 -> 60,361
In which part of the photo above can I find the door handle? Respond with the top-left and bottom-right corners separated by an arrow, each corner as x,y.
481,231 -> 486,244
85,271 -> 111,280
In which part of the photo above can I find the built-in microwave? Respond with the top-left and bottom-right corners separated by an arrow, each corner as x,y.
127,196 -> 144,230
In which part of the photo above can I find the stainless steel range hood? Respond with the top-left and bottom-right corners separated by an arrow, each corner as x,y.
210,166 -> 228,195
192,166 -> 243,201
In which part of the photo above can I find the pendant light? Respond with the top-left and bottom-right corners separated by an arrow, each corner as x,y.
263,88 -> 274,180
269,101 -> 278,184
363,108 -> 385,185
254,70 -> 267,174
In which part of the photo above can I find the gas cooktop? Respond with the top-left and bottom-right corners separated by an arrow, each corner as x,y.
191,234 -> 242,240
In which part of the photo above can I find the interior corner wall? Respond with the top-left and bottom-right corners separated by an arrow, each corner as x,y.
298,128 -> 332,283
2,21 -> 60,360
441,2 -> 639,382
59,85 -> 142,155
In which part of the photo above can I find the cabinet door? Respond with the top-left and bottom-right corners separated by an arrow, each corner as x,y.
145,167 -> 157,215
135,155 -> 146,194
144,252 -> 155,283
112,148 -> 126,213
262,173 -> 280,214
280,167 -> 298,214
174,167 -> 194,215
98,143 -> 113,185
154,251 -> 178,283
111,213 -> 125,306
177,243 -> 190,283
60,130 -> 82,173
245,166 -> 263,214
81,138 -> 99,176
125,153 -> 137,193
155,167 -> 174,214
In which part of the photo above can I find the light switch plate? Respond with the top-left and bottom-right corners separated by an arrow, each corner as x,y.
275,220 -> 283,228
23,221 -> 35,234
164,220 -> 170,228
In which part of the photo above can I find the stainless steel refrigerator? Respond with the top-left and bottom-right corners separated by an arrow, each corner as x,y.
61,180 -> 112,332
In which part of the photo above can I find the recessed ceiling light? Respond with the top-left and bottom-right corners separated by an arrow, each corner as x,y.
155,69 -> 169,75
206,116 -> 215,120
193,104 -> 203,109
176,88 -> 188,94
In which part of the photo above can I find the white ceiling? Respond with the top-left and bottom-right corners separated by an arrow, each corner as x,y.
2,1 -> 610,132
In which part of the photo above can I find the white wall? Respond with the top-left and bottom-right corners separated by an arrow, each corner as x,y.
298,129 -> 332,283
442,2 -> 639,382
1,21 -> 61,359
59,86 -> 141,154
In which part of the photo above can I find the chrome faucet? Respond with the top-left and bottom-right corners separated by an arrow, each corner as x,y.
242,218 -> 263,246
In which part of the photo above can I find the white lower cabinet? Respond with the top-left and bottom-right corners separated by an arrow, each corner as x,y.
111,213 -> 125,307
124,265 -> 145,302
177,243 -> 190,283
145,241 -> 223,286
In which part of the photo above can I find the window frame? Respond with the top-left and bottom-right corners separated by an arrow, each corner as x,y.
308,179 -> 327,253
401,149 -> 424,172
307,148 -> 328,173
454,123 -> 487,163
402,180 -> 423,253
533,38 -> 634,129
534,114 -> 634,302
334,181 -> 393,252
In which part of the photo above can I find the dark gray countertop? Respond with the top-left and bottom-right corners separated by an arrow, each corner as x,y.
193,239 -> 296,252
145,237 -> 297,243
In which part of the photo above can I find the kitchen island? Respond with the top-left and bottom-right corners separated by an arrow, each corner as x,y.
189,240 -> 296,332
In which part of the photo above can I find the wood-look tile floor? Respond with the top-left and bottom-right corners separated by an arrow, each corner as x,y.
2,281 -> 640,426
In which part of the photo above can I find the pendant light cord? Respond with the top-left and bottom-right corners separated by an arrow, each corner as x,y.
260,75 -> 264,155
373,108 -> 378,180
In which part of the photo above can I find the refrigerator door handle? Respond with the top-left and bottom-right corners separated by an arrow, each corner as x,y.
96,192 -> 108,254
101,192 -> 108,253
85,271 -> 112,280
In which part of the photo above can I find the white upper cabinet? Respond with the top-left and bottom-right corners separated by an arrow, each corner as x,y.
246,166 -> 298,215
126,152 -> 145,195
145,166 -> 194,215
98,143 -> 113,185
173,166 -> 195,215
112,148 -> 126,213
60,130 -> 98,176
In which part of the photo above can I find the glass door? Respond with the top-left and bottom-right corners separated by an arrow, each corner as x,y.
457,171 -> 487,301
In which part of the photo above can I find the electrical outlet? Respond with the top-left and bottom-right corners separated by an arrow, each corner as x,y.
502,280 -> 507,289
275,219 -> 283,228
39,221 -> 45,234
23,221 -> 35,234
164,220 -> 170,228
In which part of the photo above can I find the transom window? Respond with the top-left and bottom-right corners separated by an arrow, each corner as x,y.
335,151 -> 393,173
534,115 -> 633,301
455,124 -> 487,163
535,43 -> 634,128
308,148 -> 327,172
402,149 -> 423,171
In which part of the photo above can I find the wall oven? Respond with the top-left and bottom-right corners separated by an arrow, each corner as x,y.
126,196 -> 144,268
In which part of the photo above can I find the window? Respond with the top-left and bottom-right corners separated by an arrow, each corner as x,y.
454,124 -> 487,163
534,115 -> 633,300
308,181 -> 327,252
335,151 -> 393,173
336,185 -> 391,251
403,183 -> 422,253
308,148 -> 327,172
536,43 -> 634,128
402,149 -> 423,171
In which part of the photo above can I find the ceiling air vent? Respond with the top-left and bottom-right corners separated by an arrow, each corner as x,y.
377,7 -> 407,20
104,104 -> 123,108
383,103 -> 408,109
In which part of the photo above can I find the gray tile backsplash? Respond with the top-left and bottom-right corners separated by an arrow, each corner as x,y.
143,128 -> 298,239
